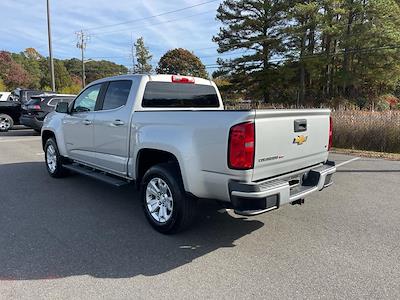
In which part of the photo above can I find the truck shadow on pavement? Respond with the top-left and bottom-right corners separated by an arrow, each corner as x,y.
0,162 -> 263,281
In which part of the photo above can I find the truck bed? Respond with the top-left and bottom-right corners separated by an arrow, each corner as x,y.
132,108 -> 330,200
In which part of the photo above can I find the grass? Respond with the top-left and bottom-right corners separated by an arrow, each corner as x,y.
332,110 -> 400,154
225,103 -> 400,154
332,148 -> 400,160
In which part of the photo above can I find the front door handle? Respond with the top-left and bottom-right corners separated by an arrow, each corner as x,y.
112,120 -> 125,126
82,119 -> 92,125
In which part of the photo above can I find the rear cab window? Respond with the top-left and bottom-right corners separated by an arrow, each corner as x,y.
142,82 -> 220,108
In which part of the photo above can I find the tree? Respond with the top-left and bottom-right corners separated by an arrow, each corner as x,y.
64,58 -> 128,85
12,48 -> 43,89
214,0 -> 400,106
40,59 -> 72,91
0,51 -> 31,89
156,48 -> 208,78
0,78 -> 6,91
23,48 -> 43,61
213,0 -> 287,102
285,0 -> 320,104
133,37 -> 153,73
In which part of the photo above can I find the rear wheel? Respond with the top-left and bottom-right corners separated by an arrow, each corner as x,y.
141,163 -> 197,234
44,138 -> 69,178
0,114 -> 13,132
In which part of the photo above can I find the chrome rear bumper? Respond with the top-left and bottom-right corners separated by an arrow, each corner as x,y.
229,161 -> 336,216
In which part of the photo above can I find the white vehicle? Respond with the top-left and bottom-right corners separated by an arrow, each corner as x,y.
41,74 -> 336,233
0,92 -> 11,101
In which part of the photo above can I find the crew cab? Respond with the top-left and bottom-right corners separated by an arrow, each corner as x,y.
41,74 -> 336,233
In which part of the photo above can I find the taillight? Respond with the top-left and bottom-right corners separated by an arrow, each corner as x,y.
29,104 -> 41,110
171,75 -> 195,84
228,122 -> 255,170
328,116 -> 333,151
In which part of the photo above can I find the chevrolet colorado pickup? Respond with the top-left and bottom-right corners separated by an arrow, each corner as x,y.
41,74 -> 336,233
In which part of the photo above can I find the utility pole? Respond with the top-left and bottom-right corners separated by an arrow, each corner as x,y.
76,30 -> 89,88
46,0 -> 56,92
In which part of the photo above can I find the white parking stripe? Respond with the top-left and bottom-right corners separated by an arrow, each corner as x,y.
335,157 -> 361,168
0,137 -> 40,143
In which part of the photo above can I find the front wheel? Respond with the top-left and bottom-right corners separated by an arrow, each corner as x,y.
44,138 -> 69,178
0,114 -> 14,132
141,163 -> 197,234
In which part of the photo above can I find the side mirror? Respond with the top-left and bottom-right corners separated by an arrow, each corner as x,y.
55,102 -> 70,114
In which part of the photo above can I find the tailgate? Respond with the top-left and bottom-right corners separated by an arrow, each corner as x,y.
252,109 -> 330,181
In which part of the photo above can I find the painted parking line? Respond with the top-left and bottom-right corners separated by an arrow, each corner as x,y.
335,157 -> 361,168
0,137 -> 40,143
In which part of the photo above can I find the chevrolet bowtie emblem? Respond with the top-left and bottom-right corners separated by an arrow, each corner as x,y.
293,135 -> 308,145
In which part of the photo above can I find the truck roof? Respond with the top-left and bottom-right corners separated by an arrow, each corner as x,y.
89,74 -> 214,86
31,93 -> 76,98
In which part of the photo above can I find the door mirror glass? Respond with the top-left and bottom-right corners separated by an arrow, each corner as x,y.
55,101 -> 70,114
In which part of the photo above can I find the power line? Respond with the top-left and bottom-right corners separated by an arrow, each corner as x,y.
204,44 -> 400,69
33,1 -> 218,52
90,10 -> 214,36
83,0 -> 219,32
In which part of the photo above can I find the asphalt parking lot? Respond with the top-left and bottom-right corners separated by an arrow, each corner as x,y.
0,127 -> 399,299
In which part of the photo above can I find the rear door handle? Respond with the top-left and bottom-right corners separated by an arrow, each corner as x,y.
82,119 -> 92,125
112,120 -> 125,126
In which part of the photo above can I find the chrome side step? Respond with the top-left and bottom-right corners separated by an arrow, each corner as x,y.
63,163 -> 130,187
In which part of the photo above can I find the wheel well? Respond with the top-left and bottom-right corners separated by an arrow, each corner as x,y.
136,149 -> 181,184
41,130 -> 55,150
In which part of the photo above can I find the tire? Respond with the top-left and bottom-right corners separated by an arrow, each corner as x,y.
44,138 -> 69,178
0,114 -> 14,132
141,163 -> 197,234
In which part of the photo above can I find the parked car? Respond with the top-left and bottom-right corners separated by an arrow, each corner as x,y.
41,74 -> 336,233
0,89 -> 48,132
0,100 -> 21,132
20,93 -> 76,132
0,92 -> 12,101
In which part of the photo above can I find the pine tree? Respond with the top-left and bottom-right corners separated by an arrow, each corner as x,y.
213,0 -> 287,103
133,37 -> 153,74
285,0 -> 320,104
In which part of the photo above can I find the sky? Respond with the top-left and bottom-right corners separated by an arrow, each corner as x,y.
0,0 -> 232,72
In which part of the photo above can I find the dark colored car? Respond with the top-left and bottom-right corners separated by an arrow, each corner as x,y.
0,89 -> 49,132
0,101 -> 21,132
20,94 -> 76,131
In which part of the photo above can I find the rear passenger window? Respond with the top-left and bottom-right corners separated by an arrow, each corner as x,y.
102,80 -> 132,110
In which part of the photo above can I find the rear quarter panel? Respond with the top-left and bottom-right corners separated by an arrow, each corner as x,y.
129,111 -> 254,201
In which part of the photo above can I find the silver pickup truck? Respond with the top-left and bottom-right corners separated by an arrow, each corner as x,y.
41,74 -> 336,233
